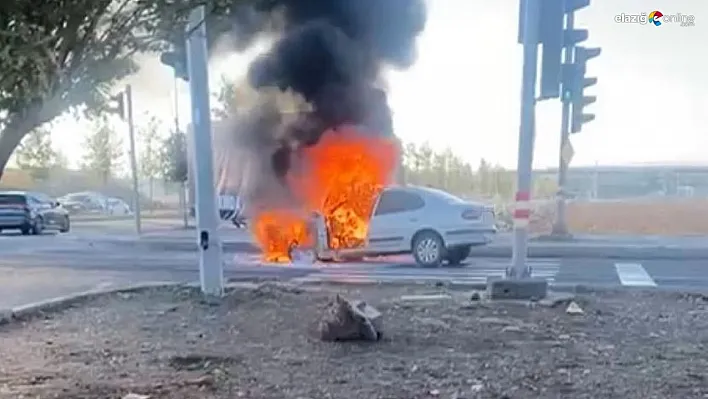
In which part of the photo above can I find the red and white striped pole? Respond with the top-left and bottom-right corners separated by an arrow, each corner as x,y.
513,191 -> 531,228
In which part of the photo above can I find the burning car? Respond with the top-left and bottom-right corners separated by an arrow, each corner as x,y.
308,185 -> 496,267
255,184 -> 496,267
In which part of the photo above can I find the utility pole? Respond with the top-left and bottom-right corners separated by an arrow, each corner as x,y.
186,5 -> 224,298
552,12 -> 575,237
173,72 -> 189,229
125,85 -> 142,235
108,87 -> 141,234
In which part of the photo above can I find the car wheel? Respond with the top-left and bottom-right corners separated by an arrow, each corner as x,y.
32,217 -> 44,235
446,245 -> 472,266
412,230 -> 445,268
59,216 -> 70,233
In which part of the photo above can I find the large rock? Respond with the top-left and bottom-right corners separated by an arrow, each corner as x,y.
318,295 -> 383,342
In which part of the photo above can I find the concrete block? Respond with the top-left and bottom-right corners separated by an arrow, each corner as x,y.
486,276 -> 548,300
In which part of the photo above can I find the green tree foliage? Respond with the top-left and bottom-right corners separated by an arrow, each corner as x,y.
82,118 -> 124,185
139,115 -> 163,203
401,142 -> 556,201
0,0 -> 264,181
139,116 -> 163,179
159,131 -> 188,183
12,127 -> 58,181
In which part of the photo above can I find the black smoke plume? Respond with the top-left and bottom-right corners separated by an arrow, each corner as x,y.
219,0 -> 426,207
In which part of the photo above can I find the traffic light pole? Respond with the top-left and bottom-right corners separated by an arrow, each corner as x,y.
508,0 -> 540,280
487,0 -> 547,300
552,13 -> 574,237
125,84 -> 142,235
186,4 -> 224,298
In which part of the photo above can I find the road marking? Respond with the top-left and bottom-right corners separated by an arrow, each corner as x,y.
615,262 -> 656,287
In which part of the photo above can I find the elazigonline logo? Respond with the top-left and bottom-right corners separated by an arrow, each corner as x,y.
615,11 -> 695,27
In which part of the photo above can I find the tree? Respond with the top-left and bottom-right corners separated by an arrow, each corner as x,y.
138,115 -> 163,204
212,76 -> 263,121
159,131 -> 188,184
82,118 -> 124,185
0,0 -> 267,181
12,127 -> 57,181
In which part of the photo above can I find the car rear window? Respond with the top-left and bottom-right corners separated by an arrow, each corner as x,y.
418,187 -> 465,203
67,195 -> 90,201
0,194 -> 26,205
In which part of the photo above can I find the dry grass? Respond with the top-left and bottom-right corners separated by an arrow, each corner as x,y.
565,199 -> 708,235
5,284 -> 708,398
501,199 -> 708,236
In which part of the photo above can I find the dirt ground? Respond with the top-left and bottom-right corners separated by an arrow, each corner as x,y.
518,199 -> 708,236
3,284 -> 708,399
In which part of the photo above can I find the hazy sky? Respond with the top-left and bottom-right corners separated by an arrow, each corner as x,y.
50,0 -> 707,170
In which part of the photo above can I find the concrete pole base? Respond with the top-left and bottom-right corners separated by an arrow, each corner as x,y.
486,276 -> 549,300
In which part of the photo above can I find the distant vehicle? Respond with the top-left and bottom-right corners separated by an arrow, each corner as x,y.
106,197 -> 131,215
0,191 -> 71,235
306,185 -> 497,267
217,194 -> 247,228
58,192 -> 108,214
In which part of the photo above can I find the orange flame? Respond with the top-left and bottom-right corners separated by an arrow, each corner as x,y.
251,126 -> 398,263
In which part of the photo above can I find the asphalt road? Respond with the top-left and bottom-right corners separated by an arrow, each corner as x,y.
3,222 -> 708,308
2,237 -> 706,308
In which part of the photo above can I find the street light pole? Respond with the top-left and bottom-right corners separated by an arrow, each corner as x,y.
125,84 -> 142,235
186,4 -> 224,298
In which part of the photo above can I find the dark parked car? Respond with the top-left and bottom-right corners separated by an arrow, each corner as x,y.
0,191 -> 71,235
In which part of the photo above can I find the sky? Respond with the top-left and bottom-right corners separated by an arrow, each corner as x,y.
48,0 -> 708,171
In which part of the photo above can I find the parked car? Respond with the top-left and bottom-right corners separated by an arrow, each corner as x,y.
0,191 -> 71,235
303,185 -> 497,267
217,194 -> 247,228
106,197 -> 131,215
58,192 -> 108,214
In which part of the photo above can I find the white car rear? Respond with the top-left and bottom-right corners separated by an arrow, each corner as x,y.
312,185 -> 496,267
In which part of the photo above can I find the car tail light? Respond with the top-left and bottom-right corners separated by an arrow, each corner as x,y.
462,208 -> 482,220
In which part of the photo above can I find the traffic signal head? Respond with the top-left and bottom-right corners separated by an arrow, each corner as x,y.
563,45 -> 600,133
108,92 -> 126,120
160,51 -> 188,81
565,0 -> 590,13
575,46 -> 601,63
535,0 -> 594,100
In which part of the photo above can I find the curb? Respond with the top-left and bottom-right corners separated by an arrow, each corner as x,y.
288,276 -> 589,293
116,239 -> 708,260
0,281 -> 184,325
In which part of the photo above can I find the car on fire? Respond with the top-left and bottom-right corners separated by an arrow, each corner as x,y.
306,185 -> 497,267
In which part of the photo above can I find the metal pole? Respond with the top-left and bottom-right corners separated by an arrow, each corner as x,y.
186,5 -> 224,298
552,12 -> 574,237
173,72 -> 190,229
125,84 -> 142,235
508,0 -> 540,279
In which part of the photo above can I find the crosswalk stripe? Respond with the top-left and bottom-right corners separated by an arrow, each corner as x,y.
297,275 -> 557,285
615,262 -> 656,287
317,268 -> 559,277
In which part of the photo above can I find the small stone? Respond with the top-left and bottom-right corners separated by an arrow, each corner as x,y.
429,389 -> 440,396
123,394 -> 150,399
566,301 -> 584,315
471,383 -> 484,392
558,334 -> 571,340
